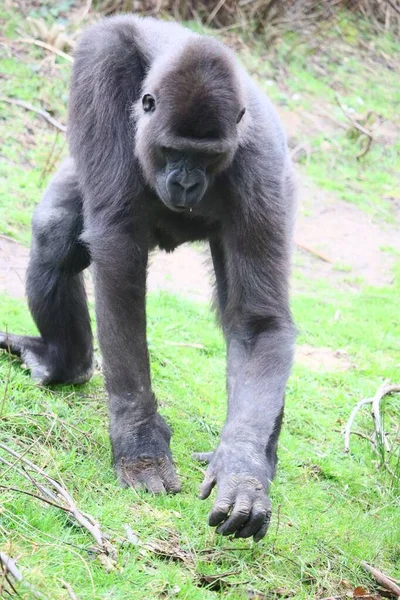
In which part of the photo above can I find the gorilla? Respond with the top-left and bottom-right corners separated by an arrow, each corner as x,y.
0,15 -> 296,542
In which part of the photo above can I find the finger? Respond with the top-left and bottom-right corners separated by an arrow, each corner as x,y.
141,472 -> 166,495
208,481 -> 236,527
234,503 -> 269,539
253,512 -> 271,543
192,451 -> 214,464
216,495 -> 252,536
160,458 -> 182,493
199,471 -> 216,499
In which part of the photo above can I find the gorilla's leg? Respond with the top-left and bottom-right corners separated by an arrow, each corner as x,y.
0,159 -> 93,385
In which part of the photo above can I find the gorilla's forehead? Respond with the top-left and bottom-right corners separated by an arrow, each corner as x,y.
147,38 -> 244,139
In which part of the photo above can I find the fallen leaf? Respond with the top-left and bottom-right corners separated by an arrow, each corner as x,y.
354,587 -> 368,597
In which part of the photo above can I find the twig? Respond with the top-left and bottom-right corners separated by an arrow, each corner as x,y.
361,561 -> 400,597
0,484 -> 70,511
271,503 -> 281,553
0,553 -> 22,582
384,0 -> 400,16
0,96 -> 66,132
290,142 -> 311,164
0,334 -> 12,417
206,0 -> 227,25
6,37 -> 73,62
295,241 -> 333,263
0,552 -> 47,599
164,341 -> 205,349
334,428 -> 373,444
61,580 -> 80,600
344,382 -> 400,453
73,0 -> 93,24
0,443 -> 112,555
334,93 -> 374,160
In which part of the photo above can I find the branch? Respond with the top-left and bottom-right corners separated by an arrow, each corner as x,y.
61,580 -> 80,600
0,96 -> 66,132
344,382 -> 400,453
14,38 -> 73,62
334,94 -> 374,159
0,443 -> 112,557
295,240 -> 333,263
164,341 -> 205,349
0,484 -> 70,511
384,0 -> 400,16
361,561 -> 400,597
0,553 -> 47,599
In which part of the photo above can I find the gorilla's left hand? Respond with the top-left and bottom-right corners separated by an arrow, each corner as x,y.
194,441 -> 272,542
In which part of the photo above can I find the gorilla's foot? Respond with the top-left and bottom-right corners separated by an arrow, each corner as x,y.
116,455 -> 181,494
113,412 -> 182,494
0,331 -> 93,386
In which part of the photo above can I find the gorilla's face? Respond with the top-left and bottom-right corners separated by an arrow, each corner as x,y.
136,91 -> 245,213
134,42 -> 246,212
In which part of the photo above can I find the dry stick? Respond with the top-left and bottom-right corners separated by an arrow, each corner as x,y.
0,97 -> 66,132
164,341 -> 205,349
361,562 -> 400,597
344,382 -> 400,453
0,552 -> 47,599
384,0 -> 400,16
9,37 -> 73,62
295,241 -> 333,263
206,0 -> 227,25
0,484 -> 72,511
0,443 -> 105,549
60,579 -> 80,600
334,93 -> 374,159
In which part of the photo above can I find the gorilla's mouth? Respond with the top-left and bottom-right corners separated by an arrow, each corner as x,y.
166,204 -> 187,213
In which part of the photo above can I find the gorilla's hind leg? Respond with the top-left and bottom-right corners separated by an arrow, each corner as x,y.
0,159 -> 93,385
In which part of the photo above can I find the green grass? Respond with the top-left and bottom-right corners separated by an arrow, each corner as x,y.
0,6 -> 69,243
238,14 -> 400,221
1,7 -> 399,245
1,282 -> 399,599
1,4 -> 399,599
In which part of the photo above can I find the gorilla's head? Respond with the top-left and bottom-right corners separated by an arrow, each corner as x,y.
134,38 -> 247,212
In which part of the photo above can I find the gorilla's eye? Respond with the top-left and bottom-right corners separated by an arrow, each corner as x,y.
142,94 -> 156,113
237,107 -> 246,124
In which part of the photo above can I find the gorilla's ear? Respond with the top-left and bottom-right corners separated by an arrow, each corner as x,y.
237,107 -> 246,124
142,94 -> 156,113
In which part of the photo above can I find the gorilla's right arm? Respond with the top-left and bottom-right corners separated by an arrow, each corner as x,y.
68,19 -> 182,492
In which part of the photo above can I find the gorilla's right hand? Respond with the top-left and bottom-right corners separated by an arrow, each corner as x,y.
113,412 -> 181,494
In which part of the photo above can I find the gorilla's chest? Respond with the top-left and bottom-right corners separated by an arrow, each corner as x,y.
147,193 -> 221,253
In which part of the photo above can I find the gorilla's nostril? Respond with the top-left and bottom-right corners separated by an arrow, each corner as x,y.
186,182 -> 199,194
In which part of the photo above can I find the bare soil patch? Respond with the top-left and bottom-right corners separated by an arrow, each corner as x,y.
0,236 -> 29,299
295,177 -> 400,289
295,344 -> 355,372
1,173 -> 399,302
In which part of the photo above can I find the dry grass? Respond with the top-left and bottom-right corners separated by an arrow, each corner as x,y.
95,0 -> 400,35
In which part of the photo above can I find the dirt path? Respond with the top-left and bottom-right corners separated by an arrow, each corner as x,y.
1,171 -> 399,301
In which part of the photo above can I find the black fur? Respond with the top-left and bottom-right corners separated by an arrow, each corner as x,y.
0,15 -> 296,541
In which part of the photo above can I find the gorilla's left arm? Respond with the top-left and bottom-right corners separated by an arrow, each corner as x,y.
200,140 -> 296,541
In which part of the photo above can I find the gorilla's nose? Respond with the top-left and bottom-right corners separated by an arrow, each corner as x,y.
166,168 -> 206,208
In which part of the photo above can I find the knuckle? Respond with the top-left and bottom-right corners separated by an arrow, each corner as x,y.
235,503 -> 251,516
214,501 -> 231,514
